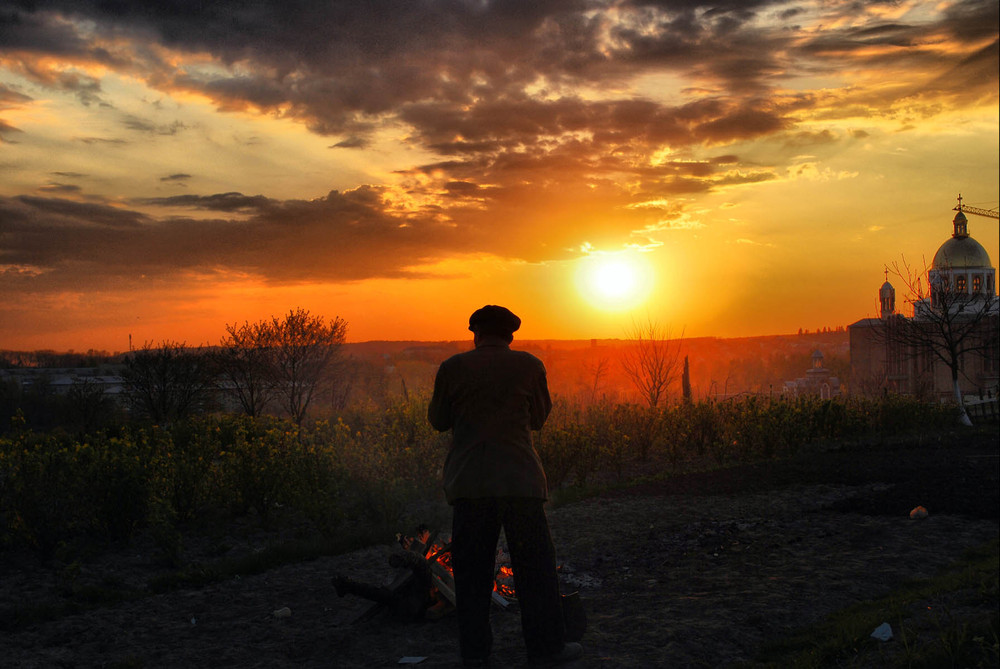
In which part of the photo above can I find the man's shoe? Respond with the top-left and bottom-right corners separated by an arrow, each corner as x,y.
529,642 -> 583,666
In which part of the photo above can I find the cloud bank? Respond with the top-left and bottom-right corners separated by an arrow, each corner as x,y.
1,0 -> 996,293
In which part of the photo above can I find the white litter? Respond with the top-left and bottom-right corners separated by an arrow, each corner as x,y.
871,622 -> 893,641
272,607 -> 292,618
398,657 -> 427,664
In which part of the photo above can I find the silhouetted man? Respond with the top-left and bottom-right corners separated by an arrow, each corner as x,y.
428,305 -> 582,668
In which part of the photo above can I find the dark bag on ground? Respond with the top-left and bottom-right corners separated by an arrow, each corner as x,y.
561,592 -> 587,642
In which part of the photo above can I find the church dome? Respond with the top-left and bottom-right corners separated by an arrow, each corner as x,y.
931,209 -> 992,269
931,235 -> 992,269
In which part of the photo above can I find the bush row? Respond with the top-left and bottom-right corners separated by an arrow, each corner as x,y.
536,394 -> 958,488
0,404 -> 447,561
0,394 -> 957,560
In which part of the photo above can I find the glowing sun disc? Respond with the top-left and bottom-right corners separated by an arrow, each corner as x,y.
576,253 -> 653,311
593,260 -> 638,299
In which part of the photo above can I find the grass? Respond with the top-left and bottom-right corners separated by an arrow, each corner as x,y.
745,537 -> 999,668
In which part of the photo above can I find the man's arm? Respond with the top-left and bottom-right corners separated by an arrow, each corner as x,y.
427,363 -> 453,431
529,363 -> 552,431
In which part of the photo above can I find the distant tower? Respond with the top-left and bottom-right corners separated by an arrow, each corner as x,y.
952,204 -> 969,238
879,268 -> 895,319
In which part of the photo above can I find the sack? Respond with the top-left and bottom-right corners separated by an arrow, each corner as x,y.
561,592 -> 587,642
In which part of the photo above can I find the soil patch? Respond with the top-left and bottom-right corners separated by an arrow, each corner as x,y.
2,429 -> 997,668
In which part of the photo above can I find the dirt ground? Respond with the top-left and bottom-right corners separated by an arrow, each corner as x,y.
2,428 -> 997,668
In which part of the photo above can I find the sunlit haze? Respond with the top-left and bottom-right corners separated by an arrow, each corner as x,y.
1,1 -> 997,351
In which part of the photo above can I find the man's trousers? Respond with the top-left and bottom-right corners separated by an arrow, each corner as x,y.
451,497 -> 565,661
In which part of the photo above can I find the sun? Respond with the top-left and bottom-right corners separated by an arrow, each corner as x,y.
576,253 -> 654,311
592,259 -> 638,299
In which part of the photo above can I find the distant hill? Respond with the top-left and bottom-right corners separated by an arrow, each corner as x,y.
342,330 -> 850,401
2,329 -> 851,401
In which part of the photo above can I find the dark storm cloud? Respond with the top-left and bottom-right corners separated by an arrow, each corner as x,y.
122,115 -> 186,135
941,0 -> 1000,42
8,196 -> 148,228
394,93 -> 790,204
695,107 -> 788,143
924,38 -> 999,102
401,96 -> 785,158
137,192 -> 275,212
444,181 -> 480,194
1,84 -> 30,139
0,6 -> 90,54
5,0 -> 994,156
0,175 -> 678,291
0,83 -> 33,105
2,1 -> 798,141
77,136 -> 127,145
0,190 -> 482,291
52,71 -> 104,105
795,0 -> 998,79
160,173 -> 192,182
606,6 -> 789,92
0,118 -> 22,137
330,137 -> 369,149
779,129 -> 839,148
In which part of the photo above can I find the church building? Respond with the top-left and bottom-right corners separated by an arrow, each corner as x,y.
848,203 -> 999,400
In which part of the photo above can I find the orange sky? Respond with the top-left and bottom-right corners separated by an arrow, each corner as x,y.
1,1 -> 997,352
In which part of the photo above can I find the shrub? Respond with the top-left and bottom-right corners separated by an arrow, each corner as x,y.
0,393 -> 962,560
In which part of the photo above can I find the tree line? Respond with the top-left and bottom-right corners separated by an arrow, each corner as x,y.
0,308 -> 348,432
124,308 -> 347,427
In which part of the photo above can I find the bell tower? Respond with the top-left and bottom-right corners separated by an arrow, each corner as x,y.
879,268 -> 895,319
952,201 -> 969,238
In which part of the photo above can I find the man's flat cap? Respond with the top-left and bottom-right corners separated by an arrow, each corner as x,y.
468,305 -> 521,334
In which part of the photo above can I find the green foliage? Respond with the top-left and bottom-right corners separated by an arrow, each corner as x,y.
0,393 -> 959,561
536,394 -> 958,491
326,395 -> 447,529
1,430 -> 91,557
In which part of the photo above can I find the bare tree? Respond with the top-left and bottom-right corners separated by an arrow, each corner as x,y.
215,320 -> 277,417
122,341 -> 214,423
882,257 -> 998,426
620,319 -> 684,408
584,356 -> 611,405
269,308 -> 348,427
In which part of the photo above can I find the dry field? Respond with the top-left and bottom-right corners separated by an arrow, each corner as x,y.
2,429 -> 997,668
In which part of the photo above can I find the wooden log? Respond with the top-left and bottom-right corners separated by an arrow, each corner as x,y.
348,563 -> 416,624
428,558 -> 509,608
429,560 -> 456,603
418,531 -> 441,559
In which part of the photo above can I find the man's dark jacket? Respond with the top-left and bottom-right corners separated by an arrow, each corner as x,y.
428,341 -> 553,504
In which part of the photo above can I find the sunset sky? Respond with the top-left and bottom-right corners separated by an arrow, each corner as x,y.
1,0 -> 997,352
